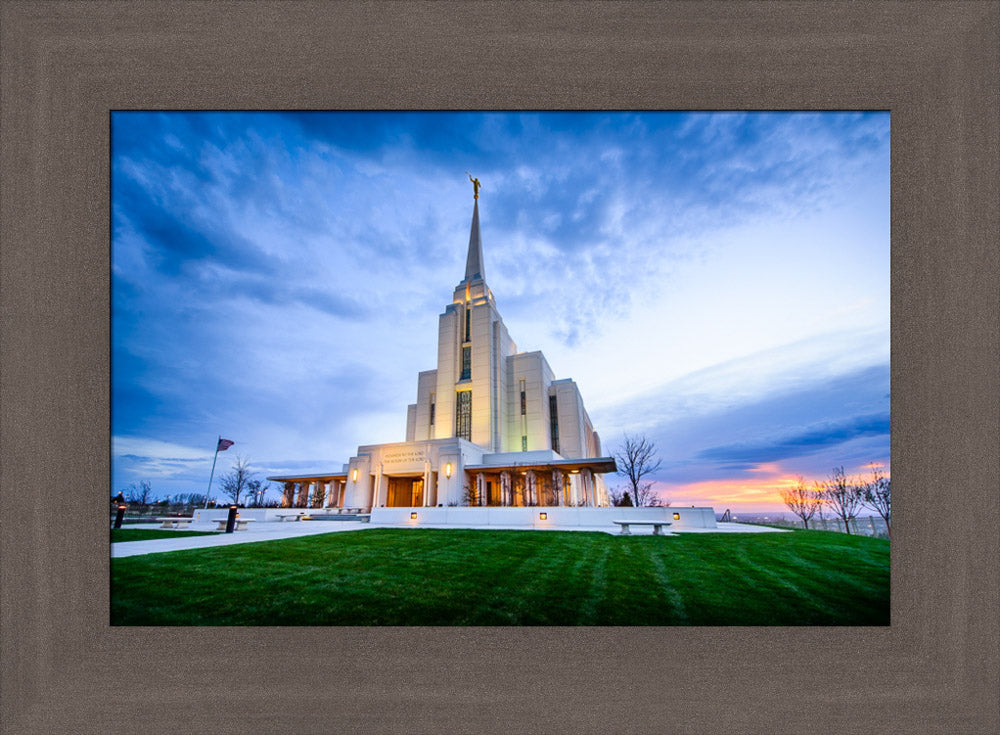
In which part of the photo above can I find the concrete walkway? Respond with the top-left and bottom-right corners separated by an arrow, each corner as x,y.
111,520 -> 371,558
111,520 -> 788,558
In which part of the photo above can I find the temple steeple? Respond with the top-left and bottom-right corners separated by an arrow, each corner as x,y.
464,198 -> 485,282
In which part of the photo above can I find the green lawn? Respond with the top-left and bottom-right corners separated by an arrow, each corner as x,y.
110,528 -> 889,626
111,528 -> 220,542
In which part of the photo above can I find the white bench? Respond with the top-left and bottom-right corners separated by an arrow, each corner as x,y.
612,520 -> 672,536
274,513 -> 303,522
212,518 -> 255,531
156,517 -> 193,529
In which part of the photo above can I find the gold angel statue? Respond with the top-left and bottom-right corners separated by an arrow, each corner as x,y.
466,172 -> 482,199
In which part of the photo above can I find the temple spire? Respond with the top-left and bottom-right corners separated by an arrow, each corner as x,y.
464,176 -> 485,282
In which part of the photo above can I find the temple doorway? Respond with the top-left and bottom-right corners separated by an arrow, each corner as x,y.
387,476 -> 424,507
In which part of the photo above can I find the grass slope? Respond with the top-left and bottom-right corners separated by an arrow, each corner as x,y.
111,529 -> 889,626
112,529 -> 220,542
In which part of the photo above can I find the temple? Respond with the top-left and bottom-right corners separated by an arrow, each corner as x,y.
268,180 -> 615,511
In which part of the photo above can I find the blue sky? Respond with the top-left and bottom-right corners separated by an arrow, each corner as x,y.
112,111 -> 889,511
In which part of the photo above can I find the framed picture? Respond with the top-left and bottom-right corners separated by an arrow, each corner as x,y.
3,3 -> 996,733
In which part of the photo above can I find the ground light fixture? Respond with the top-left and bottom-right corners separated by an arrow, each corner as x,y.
673,513 -> 680,520
410,512 -> 418,519
539,512 -> 547,520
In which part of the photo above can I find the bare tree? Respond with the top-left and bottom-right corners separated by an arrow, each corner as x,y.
245,479 -> 271,508
780,476 -> 822,530
821,466 -> 863,535
614,434 -> 664,507
813,482 -> 827,526
461,480 -> 480,506
608,487 -> 632,507
126,481 -> 153,513
859,464 -> 891,539
218,456 -> 255,505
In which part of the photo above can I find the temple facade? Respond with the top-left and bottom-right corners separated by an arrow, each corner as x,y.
269,182 -> 615,510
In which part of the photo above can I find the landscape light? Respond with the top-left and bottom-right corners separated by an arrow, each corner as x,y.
539,512 -> 547,520
410,512 -> 418,520
673,513 -> 680,520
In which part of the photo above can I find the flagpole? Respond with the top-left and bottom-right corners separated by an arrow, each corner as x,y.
204,435 -> 221,509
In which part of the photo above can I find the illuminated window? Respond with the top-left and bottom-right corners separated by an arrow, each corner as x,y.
465,305 -> 471,342
456,390 -> 472,440
461,346 -> 471,380
549,395 -> 559,453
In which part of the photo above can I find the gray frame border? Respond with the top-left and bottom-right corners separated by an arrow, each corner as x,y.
2,2 -> 997,733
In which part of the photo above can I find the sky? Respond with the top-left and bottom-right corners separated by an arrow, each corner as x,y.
111,111 -> 890,512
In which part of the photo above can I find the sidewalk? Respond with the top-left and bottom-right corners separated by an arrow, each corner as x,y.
111,520 -> 372,558
110,519 -> 787,558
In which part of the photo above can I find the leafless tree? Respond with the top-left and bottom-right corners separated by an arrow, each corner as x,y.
821,466 -> 863,535
614,434 -> 664,507
126,480 -> 153,512
608,487 -> 632,506
245,479 -> 271,508
461,480 -> 480,506
219,455 -> 255,505
780,476 -> 822,530
859,464 -> 891,539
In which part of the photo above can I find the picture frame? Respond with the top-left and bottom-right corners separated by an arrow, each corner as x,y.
1,2 -> 996,732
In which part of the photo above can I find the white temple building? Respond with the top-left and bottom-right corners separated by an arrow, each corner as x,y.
268,180 -> 616,512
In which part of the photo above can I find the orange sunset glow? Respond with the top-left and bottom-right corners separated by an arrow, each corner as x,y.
658,462 -> 891,514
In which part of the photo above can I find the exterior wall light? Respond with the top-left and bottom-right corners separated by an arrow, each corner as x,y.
673,512 -> 680,520
351,469 -> 358,482
410,512 -> 418,520
445,463 -> 452,478
539,512 -> 547,520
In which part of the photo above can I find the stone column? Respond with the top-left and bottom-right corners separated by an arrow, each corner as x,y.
584,470 -> 594,507
525,470 -> 536,506
500,471 -> 511,506
313,482 -> 327,508
477,472 -> 486,506
373,463 -> 384,508
282,482 -> 295,508
423,461 -> 432,507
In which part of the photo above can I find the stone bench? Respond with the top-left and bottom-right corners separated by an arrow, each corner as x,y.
156,517 -> 193,529
612,520 -> 672,536
274,513 -> 303,521
212,518 -> 255,531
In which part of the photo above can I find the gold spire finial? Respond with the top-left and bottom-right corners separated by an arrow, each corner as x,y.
466,172 -> 482,200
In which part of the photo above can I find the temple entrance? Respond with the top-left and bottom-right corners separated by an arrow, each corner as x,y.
386,476 -> 424,507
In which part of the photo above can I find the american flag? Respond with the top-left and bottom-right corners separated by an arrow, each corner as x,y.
217,438 -> 235,451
